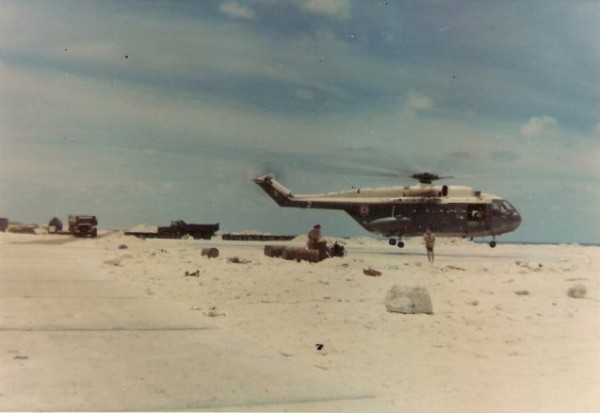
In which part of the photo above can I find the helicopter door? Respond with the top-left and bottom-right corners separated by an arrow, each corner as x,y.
484,204 -> 492,230
466,204 -> 486,223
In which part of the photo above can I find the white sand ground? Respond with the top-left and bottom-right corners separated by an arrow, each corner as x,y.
1,231 -> 599,412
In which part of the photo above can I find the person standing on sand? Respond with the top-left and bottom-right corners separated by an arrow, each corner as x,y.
424,227 -> 435,263
307,224 -> 323,249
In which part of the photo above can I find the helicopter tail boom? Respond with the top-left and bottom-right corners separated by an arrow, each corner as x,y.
253,175 -> 299,207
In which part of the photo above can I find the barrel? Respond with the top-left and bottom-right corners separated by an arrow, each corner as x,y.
294,249 -> 320,263
201,248 -> 219,258
281,247 -> 305,261
264,245 -> 286,258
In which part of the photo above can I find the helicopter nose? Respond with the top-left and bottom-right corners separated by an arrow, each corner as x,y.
511,210 -> 522,230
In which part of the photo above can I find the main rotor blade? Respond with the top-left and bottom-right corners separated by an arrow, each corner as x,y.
247,150 -> 454,183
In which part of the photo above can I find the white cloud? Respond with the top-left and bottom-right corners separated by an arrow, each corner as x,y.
297,0 -> 351,20
399,92 -> 433,117
520,115 -> 558,139
404,92 -> 433,112
219,1 -> 256,20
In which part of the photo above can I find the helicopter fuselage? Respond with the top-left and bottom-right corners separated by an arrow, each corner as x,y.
254,175 -> 521,245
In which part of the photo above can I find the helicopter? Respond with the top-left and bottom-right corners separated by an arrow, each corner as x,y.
253,172 -> 521,248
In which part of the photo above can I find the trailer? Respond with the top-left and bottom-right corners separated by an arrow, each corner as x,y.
125,220 -> 219,240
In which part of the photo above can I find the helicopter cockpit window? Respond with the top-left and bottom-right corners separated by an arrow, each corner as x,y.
501,200 -> 516,213
492,201 -> 502,216
492,200 -> 514,216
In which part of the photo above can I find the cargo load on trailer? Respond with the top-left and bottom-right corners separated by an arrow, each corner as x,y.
125,220 -> 219,240
221,232 -> 296,241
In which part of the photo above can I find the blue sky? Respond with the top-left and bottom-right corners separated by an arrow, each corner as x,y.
1,0 -> 598,243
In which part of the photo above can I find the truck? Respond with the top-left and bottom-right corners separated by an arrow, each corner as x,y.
125,220 -> 219,240
68,215 -> 98,237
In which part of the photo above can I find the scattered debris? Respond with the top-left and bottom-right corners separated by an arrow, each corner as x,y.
185,270 -> 200,277
227,256 -> 251,264
363,267 -> 382,277
118,244 -> 128,250
201,247 -> 219,258
103,258 -> 122,267
151,249 -> 168,256
385,285 -> 433,314
103,254 -> 132,267
315,343 -> 327,355
445,265 -> 466,271
203,306 -> 226,317
514,290 -> 530,296
14,355 -> 29,360
567,284 -> 587,299
515,261 -> 543,271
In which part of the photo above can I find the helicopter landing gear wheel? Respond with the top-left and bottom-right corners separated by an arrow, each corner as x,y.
397,241 -> 405,248
489,237 -> 497,248
388,238 -> 397,246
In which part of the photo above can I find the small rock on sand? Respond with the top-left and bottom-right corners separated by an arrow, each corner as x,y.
227,256 -> 250,264
363,267 -> 382,276
567,284 -> 587,299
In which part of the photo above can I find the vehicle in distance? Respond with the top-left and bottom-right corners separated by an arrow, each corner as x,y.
68,215 -> 98,237
125,220 -> 219,240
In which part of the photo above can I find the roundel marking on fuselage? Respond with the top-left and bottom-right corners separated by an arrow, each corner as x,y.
359,204 -> 370,217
